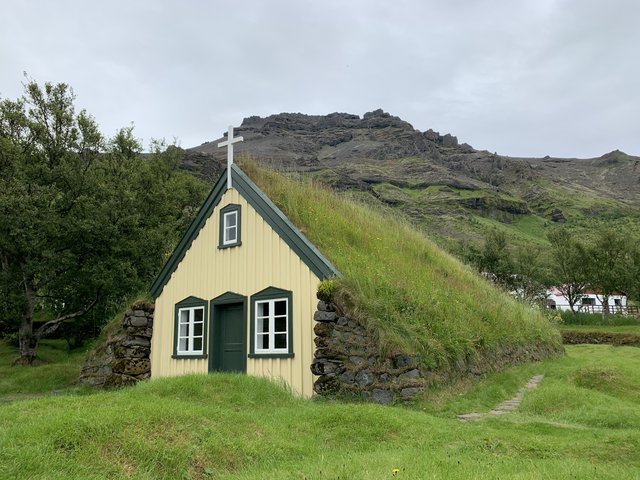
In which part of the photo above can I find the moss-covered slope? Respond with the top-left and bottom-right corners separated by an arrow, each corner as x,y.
243,162 -> 562,371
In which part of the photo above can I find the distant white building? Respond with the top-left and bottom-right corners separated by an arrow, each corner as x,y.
546,287 -> 628,313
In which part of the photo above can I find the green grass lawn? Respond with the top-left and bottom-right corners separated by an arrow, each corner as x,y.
560,324 -> 640,335
0,339 -> 90,403
1,343 -> 639,479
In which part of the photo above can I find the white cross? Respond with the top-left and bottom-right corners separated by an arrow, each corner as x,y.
218,125 -> 244,189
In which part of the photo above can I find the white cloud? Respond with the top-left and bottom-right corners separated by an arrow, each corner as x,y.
1,0 -> 638,157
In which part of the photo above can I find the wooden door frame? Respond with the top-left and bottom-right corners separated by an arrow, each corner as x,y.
209,291 -> 247,373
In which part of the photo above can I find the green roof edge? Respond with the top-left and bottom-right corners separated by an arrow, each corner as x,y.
150,164 -> 340,298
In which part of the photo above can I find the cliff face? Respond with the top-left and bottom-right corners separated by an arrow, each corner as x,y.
185,109 -> 467,183
182,110 -> 640,245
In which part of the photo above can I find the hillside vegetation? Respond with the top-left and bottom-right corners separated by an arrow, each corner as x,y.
242,162 -> 562,371
186,111 -> 640,255
0,345 -> 638,479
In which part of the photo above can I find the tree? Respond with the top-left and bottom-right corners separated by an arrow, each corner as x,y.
0,81 -> 105,363
467,230 -> 514,288
584,228 -> 630,315
0,80 -> 207,364
628,239 -> 640,302
546,228 -> 588,313
511,245 -> 550,304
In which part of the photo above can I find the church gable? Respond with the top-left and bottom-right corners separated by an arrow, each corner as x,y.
150,167 -> 332,397
150,164 -> 339,298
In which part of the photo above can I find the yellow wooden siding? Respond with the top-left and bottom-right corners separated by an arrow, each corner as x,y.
151,188 -> 321,397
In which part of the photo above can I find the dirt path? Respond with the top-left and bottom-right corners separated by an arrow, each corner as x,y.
457,374 -> 544,422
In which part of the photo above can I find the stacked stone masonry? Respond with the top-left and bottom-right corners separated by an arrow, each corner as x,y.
79,302 -> 154,388
311,299 -> 563,404
311,300 -> 426,404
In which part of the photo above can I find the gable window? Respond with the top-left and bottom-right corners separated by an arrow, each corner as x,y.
223,211 -> 238,244
173,297 -> 208,358
249,287 -> 294,358
219,204 -> 241,248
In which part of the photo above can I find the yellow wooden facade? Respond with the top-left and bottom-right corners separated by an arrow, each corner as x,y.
151,187 -> 321,398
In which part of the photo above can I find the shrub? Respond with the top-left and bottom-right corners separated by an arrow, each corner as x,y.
560,310 -> 640,326
317,278 -> 339,302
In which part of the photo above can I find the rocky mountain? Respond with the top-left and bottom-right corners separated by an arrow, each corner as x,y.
183,109 -> 640,247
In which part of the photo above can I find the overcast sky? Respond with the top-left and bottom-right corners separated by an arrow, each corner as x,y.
2,0 -> 638,158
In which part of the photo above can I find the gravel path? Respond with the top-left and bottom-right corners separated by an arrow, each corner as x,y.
457,374 -> 544,422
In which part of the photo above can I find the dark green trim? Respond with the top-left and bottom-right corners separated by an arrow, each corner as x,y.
150,164 -> 340,298
173,296 -> 208,358
209,292 -> 247,372
211,291 -> 247,305
248,353 -> 295,359
249,287 -> 294,358
218,204 -> 242,249
232,165 -> 339,280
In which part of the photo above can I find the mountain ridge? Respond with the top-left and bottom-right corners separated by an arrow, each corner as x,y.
182,109 -> 640,247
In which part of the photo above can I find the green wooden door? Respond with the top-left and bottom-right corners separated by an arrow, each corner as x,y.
210,303 -> 246,373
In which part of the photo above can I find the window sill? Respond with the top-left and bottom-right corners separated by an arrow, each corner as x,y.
248,352 -> 294,359
218,241 -> 242,250
172,354 -> 208,359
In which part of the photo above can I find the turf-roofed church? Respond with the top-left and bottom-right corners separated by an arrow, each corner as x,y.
150,127 -> 338,397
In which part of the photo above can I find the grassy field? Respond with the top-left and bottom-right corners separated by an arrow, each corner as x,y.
560,324 -> 640,335
0,340 -> 89,403
1,342 -> 639,479
560,311 -> 640,327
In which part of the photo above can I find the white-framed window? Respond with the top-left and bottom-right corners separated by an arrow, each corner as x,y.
249,287 -> 293,358
255,298 -> 289,354
177,306 -> 205,355
219,204 -> 241,248
223,211 -> 238,245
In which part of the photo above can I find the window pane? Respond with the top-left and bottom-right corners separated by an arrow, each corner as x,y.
194,322 -> 203,337
225,212 -> 237,228
225,226 -> 237,243
258,334 -> 269,350
180,310 -> 189,323
179,337 -> 188,351
274,334 -> 287,349
257,317 -> 269,334
193,338 -> 202,351
179,323 -> 189,337
257,301 -> 269,317
194,308 -> 203,322
274,316 -> 287,333
274,300 -> 287,316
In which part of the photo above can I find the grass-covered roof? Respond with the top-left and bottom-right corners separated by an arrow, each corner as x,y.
242,161 -> 561,370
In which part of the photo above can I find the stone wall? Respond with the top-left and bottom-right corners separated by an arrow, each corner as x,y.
311,299 -> 563,404
562,330 -> 640,347
79,302 -> 154,388
311,300 -> 426,404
